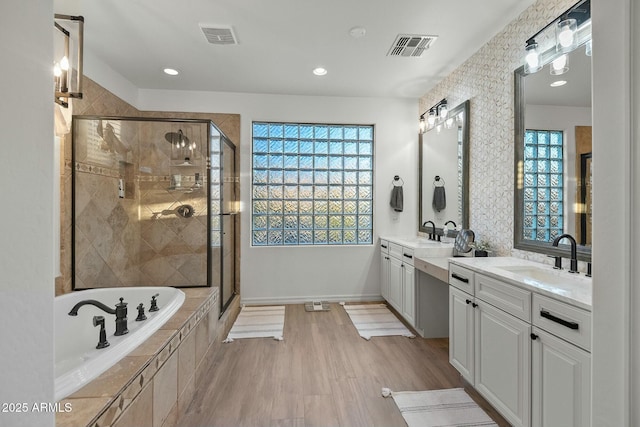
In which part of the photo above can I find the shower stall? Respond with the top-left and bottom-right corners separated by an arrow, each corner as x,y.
72,116 -> 237,313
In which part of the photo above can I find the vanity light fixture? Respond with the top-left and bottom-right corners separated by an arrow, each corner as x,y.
54,14 -> 84,108
524,39 -> 541,74
418,98 -> 449,133
550,54 -> 569,75
523,0 -> 590,75
556,18 -> 578,53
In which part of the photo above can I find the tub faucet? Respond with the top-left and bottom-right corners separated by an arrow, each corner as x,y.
552,233 -> 578,274
68,297 -> 129,336
423,221 -> 436,240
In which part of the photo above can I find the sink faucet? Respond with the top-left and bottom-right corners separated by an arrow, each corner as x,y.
423,221 -> 436,240
68,298 -> 129,336
444,220 -> 457,228
552,233 -> 578,273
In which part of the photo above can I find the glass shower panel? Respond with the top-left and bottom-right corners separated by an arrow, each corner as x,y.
221,137 -> 237,313
209,124 -> 222,295
72,117 -> 211,289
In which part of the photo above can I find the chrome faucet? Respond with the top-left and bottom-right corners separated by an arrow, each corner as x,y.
552,233 -> 578,273
423,221 -> 436,240
68,297 -> 129,335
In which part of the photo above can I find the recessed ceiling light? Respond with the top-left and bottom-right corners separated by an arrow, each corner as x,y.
313,67 -> 327,76
349,26 -> 366,38
550,80 -> 567,87
163,68 -> 179,76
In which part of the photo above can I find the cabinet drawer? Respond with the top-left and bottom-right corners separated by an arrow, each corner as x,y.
389,242 -> 403,260
402,247 -> 415,266
449,264 -> 475,294
532,294 -> 591,351
380,239 -> 389,254
476,273 -> 531,322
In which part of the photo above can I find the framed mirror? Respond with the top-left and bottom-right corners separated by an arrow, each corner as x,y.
514,5 -> 592,260
419,100 -> 469,234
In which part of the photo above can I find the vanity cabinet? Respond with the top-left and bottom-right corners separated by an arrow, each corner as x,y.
531,295 -> 591,427
449,263 -> 592,427
449,265 -> 531,427
379,240 -> 416,327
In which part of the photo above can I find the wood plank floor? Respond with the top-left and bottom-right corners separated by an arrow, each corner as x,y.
179,303 -> 510,427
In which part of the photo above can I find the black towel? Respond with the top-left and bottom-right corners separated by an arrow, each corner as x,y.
390,186 -> 403,212
433,186 -> 446,212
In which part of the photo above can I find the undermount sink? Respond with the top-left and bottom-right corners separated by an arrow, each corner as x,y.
494,265 -> 569,286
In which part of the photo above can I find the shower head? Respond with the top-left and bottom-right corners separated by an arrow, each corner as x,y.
165,129 -> 190,146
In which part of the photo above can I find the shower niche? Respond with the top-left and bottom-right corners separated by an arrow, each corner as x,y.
72,117 -> 237,311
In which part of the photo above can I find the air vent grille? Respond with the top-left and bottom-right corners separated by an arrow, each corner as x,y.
200,25 -> 238,45
387,34 -> 437,57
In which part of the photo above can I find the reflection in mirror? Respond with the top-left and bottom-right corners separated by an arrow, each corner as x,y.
419,100 -> 469,235
514,1 -> 591,260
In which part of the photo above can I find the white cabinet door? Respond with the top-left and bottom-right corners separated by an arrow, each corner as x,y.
380,252 -> 390,301
475,301 -> 531,427
402,264 -> 415,327
449,286 -> 474,383
388,255 -> 403,312
531,327 -> 591,427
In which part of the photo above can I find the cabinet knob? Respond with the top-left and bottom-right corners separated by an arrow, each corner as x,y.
465,299 -> 472,305
530,333 -> 539,340
472,302 -> 478,308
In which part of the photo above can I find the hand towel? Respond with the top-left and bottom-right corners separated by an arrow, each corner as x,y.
390,186 -> 403,212
432,186 -> 446,212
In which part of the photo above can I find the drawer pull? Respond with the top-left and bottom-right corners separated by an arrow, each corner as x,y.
403,254 -> 413,259
452,273 -> 469,283
381,244 -> 388,249
540,310 -> 579,330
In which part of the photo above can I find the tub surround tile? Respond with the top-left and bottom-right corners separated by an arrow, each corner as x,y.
153,351 -> 178,427
178,329 -> 196,396
70,356 -> 150,399
112,382 -> 153,427
128,329 -> 175,358
56,398 -> 112,427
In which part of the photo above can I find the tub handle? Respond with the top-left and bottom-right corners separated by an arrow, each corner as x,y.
93,316 -> 110,349
149,294 -> 160,312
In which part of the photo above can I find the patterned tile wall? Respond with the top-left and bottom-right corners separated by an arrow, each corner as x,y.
419,0 -> 575,258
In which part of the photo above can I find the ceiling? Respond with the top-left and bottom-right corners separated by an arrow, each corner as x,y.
54,0 -> 534,99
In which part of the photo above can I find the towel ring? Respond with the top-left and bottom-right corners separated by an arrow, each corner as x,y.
433,175 -> 445,187
393,175 -> 404,186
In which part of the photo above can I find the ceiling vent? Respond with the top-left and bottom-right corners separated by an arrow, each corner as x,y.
387,34 -> 437,57
200,25 -> 238,45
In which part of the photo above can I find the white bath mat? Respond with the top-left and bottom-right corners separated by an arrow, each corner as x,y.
387,388 -> 498,427
304,301 -> 330,311
343,303 -> 415,340
223,305 -> 285,342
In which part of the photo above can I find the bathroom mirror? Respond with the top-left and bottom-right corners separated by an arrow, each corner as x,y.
419,100 -> 469,234
514,17 -> 592,260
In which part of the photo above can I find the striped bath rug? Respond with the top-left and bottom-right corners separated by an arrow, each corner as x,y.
343,303 -> 415,340
223,305 -> 285,342
388,388 -> 498,427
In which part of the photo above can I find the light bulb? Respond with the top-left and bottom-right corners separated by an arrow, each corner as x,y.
445,118 -> 454,129
53,63 -> 62,77
439,104 -> 448,119
427,110 -> 436,126
419,117 -> 426,134
60,56 -> 69,71
556,19 -> 577,53
524,40 -> 541,74
550,54 -> 569,75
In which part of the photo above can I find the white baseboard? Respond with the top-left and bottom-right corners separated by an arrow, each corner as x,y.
241,293 -> 384,306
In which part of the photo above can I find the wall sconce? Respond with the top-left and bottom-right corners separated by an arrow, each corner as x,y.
54,14 -> 84,108
522,0 -> 590,75
418,98 -> 448,133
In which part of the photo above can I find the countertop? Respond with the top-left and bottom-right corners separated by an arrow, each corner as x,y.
414,256 -> 451,283
380,236 -> 453,258
449,257 -> 592,311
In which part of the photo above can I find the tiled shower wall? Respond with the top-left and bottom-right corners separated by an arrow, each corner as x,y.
418,0 -> 575,258
57,77 -> 240,295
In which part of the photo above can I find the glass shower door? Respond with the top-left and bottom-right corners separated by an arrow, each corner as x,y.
220,137 -> 237,314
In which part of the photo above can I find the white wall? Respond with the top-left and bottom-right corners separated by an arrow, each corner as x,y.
0,1 -> 55,426
525,104 -> 592,239
138,89 -> 417,303
592,0 -> 633,425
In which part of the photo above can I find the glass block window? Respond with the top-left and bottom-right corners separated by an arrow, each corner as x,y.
523,129 -> 563,242
252,122 -> 374,246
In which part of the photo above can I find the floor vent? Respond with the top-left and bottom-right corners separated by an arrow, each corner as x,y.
200,25 -> 238,45
387,34 -> 437,57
